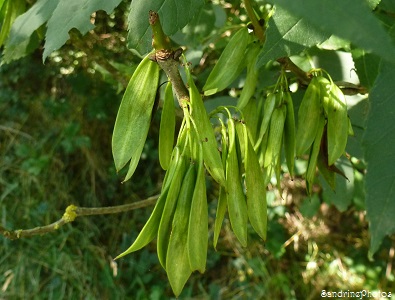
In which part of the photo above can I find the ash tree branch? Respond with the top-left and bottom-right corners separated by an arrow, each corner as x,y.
148,11 -> 190,106
0,195 -> 158,240
0,11 -> 187,241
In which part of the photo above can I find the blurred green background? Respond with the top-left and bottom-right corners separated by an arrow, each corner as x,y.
1,1 -> 394,299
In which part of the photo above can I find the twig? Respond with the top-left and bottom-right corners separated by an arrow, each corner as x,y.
277,57 -> 368,95
154,50 -> 190,105
0,125 -> 34,140
148,11 -> 190,106
277,57 -> 311,86
0,195 -> 158,240
243,0 -> 265,42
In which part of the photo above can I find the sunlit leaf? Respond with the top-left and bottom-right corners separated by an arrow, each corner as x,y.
2,0 -> 59,63
271,0 -> 395,63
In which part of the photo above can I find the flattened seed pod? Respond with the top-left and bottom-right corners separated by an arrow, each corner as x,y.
112,55 -> 160,182
159,82 -> 176,170
306,116 -> 326,194
326,83 -> 348,165
114,146 -> 181,259
264,105 -> 286,168
255,92 -> 277,150
166,164 -> 196,297
188,148 -> 208,273
296,77 -> 323,156
226,118 -> 248,247
157,152 -> 188,269
283,92 -> 296,178
187,67 -> 226,187
203,27 -> 250,96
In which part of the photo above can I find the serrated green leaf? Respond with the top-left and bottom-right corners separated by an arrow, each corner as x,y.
2,0 -> 59,64
270,0 -> 395,64
363,62 -> 395,255
256,6 -> 330,67
127,0 -> 205,54
43,0 -> 122,61
0,0 -> 26,47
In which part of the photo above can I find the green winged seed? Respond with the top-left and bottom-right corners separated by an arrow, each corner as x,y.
317,143 -> 336,191
157,153 -> 188,269
214,186 -> 227,249
258,131 -> 269,171
283,92 -> 296,178
188,149 -> 208,273
237,43 -> 261,110
159,82 -> 176,170
306,116 -> 325,194
203,27 -> 249,96
241,98 -> 260,142
226,118 -> 248,247
115,147 -> 181,260
187,67 -> 226,187
318,76 -> 332,117
238,121 -> 267,240
235,121 -> 248,161
114,186 -> 168,260
264,106 -> 286,168
112,55 -> 160,182
166,163 -> 196,297
213,125 -> 229,249
162,146 -> 181,190
255,93 -> 277,150
296,77 -> 323,156
327,83 -> 348,165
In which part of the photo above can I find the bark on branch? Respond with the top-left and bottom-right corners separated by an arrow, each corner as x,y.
0,195 -> 158,240
277,57 -> 368,95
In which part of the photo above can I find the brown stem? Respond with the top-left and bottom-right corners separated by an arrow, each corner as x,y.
243,0 -> 265,42
148,11 -> 190,105
154,49 -> 190,105
277,57 -> 368,95
277,57 -> 311,86
0,195 -> 158,240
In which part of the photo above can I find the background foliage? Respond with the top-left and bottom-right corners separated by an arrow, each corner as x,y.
1,0 -> 394,298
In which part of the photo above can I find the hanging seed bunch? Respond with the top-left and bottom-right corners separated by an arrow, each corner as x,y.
296,70 -> 352,193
